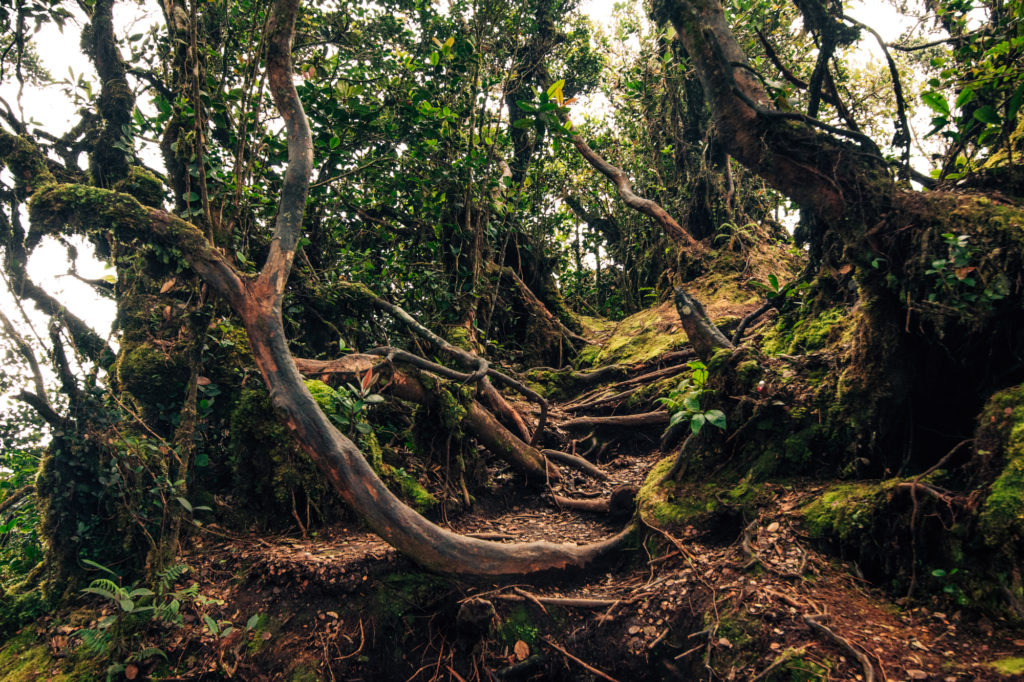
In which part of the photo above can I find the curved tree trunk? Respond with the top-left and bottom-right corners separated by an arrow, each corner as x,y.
20,0 -> 631,576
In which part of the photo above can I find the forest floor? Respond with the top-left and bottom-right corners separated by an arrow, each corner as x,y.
9,307 -> 1024,681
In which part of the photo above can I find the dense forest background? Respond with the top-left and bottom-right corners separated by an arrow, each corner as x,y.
1,0 -> 1024,679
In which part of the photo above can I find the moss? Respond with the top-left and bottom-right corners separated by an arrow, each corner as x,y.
980,454 -> 1024,550
114,166 -> 164,207
304,379 -> 339,414
706,607 -> 761,670
229,387 -> 339,528
116,342 -> 187,405
445,325 -> 484,354
0,630 -> 95,681
0,130 -> 55,192
988,657 -> 1024,676
764,652 -> 830,681
637,457 -> 766,531
574,344 -> 602,368
626,374 -> 679,409
762,307 -> 851,356
800,481 -> 898,541
497,605 -> 539,646
976,385 -> 1024,552
386,465 -> 437,513
589,303 -> 690,366
736,360 -> 763,385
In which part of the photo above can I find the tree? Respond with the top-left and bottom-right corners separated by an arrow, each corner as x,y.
1,0 -> 1022,633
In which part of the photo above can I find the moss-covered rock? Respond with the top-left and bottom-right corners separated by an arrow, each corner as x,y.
637,457 -> 766,537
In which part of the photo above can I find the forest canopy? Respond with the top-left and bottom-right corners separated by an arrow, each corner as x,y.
1,0 -> 1024,678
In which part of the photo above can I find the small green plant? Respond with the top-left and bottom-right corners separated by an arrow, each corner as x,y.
925,233 -> 1008,309
930,567 -> 970,606
658,361 -> 727,435
308,370 -> 385,437
75,560 -> 257,680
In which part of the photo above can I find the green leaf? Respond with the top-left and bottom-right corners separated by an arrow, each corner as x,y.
973,105 -> 1001,125
920,91 -> 949,116
195,453 -> 209,467
669,411 -> 686,427
203,614 -> 219,636
546,79 -> 566,106
512,118 -> 534,129
705,410 -> 727,430
81,559 -> 118,576
81,586 -> 116,600
329,135 -> 340,149
176,496 -> 193,513
683,395 -> 700,412
954,88 -> 975,108
247,614 -> 260,630
690,413 -> 706,434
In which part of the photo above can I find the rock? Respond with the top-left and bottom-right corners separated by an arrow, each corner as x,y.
456,598 -> 495,638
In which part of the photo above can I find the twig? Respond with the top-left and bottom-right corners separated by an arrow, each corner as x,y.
541,636 -> 620,682
493,594 -> 622,609
513,587 -> 549,615
749,646 -> 807,682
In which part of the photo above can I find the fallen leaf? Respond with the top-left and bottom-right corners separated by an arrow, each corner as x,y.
125,664 -> 139,680
196,376 -> 212,386
766,522 -> 780,533
514,640 -> 529,661
159,278 -> 176,294
906,670 -> 928,680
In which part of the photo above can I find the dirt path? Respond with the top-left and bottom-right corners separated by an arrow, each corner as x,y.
161,445 -> 1024,681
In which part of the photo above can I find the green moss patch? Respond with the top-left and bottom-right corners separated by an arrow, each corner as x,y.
988,657 -> 1024,676
762,307 -> 851,356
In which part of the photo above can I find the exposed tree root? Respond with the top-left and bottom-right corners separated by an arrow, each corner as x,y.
802,614 -> 877,682
295,355 -> 559,480
541,449 -> 609,479
560,411 -> 670,430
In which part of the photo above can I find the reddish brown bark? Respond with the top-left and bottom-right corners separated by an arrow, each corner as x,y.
294,356 -> 559,480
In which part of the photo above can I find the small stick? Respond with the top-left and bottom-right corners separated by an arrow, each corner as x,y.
513,587 -> 549,615
493,594 -> 622,609
541,636 -> 620,682
749,646 -> 806,682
